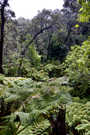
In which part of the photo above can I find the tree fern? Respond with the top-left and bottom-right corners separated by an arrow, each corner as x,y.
0,77 -> 72,135
66,102 -> 90,135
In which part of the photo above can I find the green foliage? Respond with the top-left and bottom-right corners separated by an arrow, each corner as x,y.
48,33 -> 68,61
29,44 -> 41,67
26,68 -> 48,81
0,77 -> 72,135
66,102 -> 90,135
3,52 -> 21,76
4,56 -> 49,81
0,74 -> 5,84
64,39 -> 90,97
22,34 -> 41,67
1,2 -> 90,135
19,120 -> 50,135
78,0 -> 90,22
44,63 -> 64,78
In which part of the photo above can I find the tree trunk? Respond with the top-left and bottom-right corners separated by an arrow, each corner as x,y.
49,108 -> 66,135
0,0 -> 8,74
0,5 -> 5,73
71,127 -> 79,135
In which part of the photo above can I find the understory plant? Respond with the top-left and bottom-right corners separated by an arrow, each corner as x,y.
0,77 -> 72,135
66,102 -> 90,135
64,39 -> 90,97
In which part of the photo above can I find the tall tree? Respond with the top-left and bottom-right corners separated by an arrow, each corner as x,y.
0,0 -> 8,73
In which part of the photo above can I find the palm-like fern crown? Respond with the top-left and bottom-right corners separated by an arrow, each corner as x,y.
0,77 -> 72,135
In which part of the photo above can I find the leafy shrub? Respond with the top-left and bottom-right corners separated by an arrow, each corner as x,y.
64,40 -> 90,97
4,44 -> 41,77
78,0 -> 90,22
3,57 -> 44,81
26,68 -> 48,81
3,63 -> 18,77
66,102 -> 90,135
29,44 -> 41,67
44,63 -> 64,78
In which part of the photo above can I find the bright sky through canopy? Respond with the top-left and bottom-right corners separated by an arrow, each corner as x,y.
9,0 -> 64,19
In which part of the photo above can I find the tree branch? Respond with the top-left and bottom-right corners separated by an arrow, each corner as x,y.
21,25 -> 53,56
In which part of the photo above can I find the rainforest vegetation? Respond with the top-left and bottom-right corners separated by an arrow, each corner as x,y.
0,0 -> 90,135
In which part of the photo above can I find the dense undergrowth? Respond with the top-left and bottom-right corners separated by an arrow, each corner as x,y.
0,39 -> 90,135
